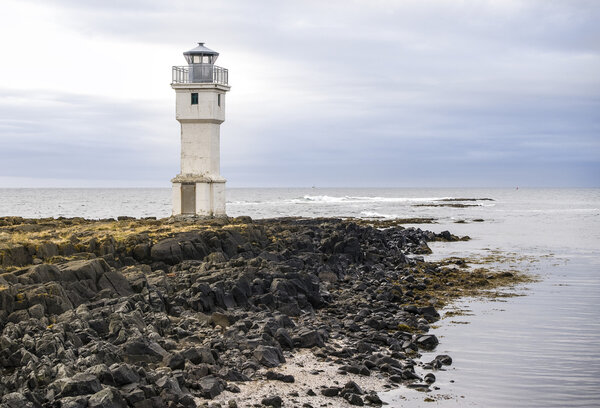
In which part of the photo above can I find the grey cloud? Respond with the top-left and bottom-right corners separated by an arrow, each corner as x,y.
0,89 -> 177,182
2,0 -> 599,187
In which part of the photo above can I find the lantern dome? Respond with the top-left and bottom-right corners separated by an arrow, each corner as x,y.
183,43 -> 219,64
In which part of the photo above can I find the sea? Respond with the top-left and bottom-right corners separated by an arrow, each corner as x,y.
1,187 -> 599,407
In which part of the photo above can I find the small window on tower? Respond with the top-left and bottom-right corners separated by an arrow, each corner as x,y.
218,94 -> 221,107
191,93 -> 198,105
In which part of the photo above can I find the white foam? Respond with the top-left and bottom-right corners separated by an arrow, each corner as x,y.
293,195 -> 454,204
359,210 -> 398,219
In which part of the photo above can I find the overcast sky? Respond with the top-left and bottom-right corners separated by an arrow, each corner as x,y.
0,0 -> 598,188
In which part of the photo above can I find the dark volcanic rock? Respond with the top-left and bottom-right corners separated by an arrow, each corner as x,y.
344,393 -> 364,406
275,328 -> 294,350
88,387 -> 127,408
265,371 -> 295,383
434,354 -> 453,366
261,395 -> 283,407
51,373 -> 102,397
296,329 -> 325,348
199,376 -> 225,399
0,217 -> 460,407
343,381 -> 364,395
416,334 -> 439,350
1,393 -> 35,408
109,363 -> 140,386
253,345 -> 285,367
163,352 -> 185,370
150,238 -> 183,264
321,387 -> 340,397
122,338 -> 167,363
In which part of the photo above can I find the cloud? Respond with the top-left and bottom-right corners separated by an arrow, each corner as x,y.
0,0 -> 598,187
0,89 -> 178,185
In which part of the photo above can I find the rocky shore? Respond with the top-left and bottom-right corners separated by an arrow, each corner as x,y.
0,216 -> 525,407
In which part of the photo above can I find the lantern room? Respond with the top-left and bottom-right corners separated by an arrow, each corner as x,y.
183,42 -> 219,64
183,43 -> 220,83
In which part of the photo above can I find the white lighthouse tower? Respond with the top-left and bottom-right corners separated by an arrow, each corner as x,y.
170,43 -> 230,217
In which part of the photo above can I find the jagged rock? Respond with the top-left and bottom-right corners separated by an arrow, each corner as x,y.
86,364 -> 114,386
51,373 -> 102,397
416,334 -> 439,350
122,338 -> 167,363
433,354 -> 453,366
109,363 -> 140,386
253,345 -> 285,368
296,329 -> 325,348
265,371 -> 294,383
150,239 -> 183,264
274,328 -> 294,350
53,396 -> 88,408
199,376 -> 224,399
343,381 -> 364,395
321,387 -> 340,397
261,395 -> 283,407
88,387 -> 127,408
365,392 -> 383,405
163,352 -> 185,370
343,393 -> 364,406
1,392 -> 35,408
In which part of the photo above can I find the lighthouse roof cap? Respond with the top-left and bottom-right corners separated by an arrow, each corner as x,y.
183,42 -> 219,56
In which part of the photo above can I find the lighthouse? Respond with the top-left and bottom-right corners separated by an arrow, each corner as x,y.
170,43 -> 230,217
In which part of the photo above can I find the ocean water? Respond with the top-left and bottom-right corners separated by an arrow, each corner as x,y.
1,187 -> 599,407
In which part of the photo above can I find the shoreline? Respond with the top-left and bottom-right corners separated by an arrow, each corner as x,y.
0,216 -> 530,407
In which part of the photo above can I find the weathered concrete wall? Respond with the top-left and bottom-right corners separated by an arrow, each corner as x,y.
171,84 -> 230,217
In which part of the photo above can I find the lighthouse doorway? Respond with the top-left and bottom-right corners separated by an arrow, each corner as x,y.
181,183 -> 196,214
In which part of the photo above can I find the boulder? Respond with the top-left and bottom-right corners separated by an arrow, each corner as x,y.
343,381 -> 364,395
52,373 -> 102,397
344,393 -> 364,406
86,364 -> 114,386
109,363 -> 140,386
97,270 -> 133,297
150,239 -> 183,264
88,387 -> 127,408
199,375 -> 224,399
0,244 -> 31,267
261,395 -> 283,408
419,306 -> 440,321
265,371 -> 294,383
122,338 -> 167,363
321,387 -> 340,397
253,345 -> 285,368
296,329 -> 325,348
58,259 -> 110,283
434,354 -> 452,366
416,334 -> 439,350
1,392 -> 35,408
275,328 -> 294,350
163,352 -> 185,370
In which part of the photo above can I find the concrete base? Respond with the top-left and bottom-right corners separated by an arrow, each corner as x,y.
171,176 -> 226,217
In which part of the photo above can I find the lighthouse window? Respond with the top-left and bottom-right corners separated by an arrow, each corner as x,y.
193,55 -> 200,63
191,93 -> 198,105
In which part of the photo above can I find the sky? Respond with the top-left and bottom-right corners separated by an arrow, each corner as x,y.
0,0 -> 598,188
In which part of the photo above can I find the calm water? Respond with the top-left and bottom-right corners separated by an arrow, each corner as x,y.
1,187 -> 599,406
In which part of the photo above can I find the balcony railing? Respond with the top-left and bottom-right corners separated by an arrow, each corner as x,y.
172,65 -> 228,85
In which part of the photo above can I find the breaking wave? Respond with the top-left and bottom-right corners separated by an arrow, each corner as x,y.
359,211 -> 399,219
290,195 -> 454,204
